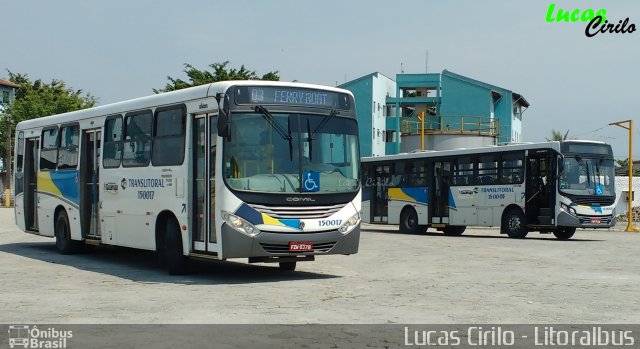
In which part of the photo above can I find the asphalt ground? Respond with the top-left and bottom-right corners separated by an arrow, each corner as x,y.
1,208 -> 639,324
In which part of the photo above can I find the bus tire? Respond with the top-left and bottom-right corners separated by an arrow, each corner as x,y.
442,226 -> 466,236
504,208 -> 528,239
553,227 -> 576,240
399,207 -> 421,234
279,262 -> 297,271
55,210 -> 80,255
165,218 -> 187,275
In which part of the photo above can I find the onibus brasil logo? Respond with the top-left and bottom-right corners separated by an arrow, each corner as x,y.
7,326 -> 72,349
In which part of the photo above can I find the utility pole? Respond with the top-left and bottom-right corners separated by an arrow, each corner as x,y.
609,119 -> 640,232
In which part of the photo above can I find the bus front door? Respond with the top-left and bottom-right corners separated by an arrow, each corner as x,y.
24,138 -> 39,231
80,129 -> 101,238
525,152 -> 556,227
372,164 -> 390,223
192,114 -> 218,253
432,161 -> 451,224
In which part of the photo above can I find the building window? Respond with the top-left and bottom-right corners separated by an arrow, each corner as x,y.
1,91 -> 9,104
385,130 -> 395,143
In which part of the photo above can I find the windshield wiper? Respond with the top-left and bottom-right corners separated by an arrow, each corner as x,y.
311,109 -> 339,137
307,118 -> 313,162
254,105 -> 292,141
254,105 -> 294,161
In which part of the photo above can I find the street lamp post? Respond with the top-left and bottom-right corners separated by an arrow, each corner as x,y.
609,119 -> 640,232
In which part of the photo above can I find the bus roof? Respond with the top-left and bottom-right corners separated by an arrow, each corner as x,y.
361,140 -> 610,163
16,80 -> 354,130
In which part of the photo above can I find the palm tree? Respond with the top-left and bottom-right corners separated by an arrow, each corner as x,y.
546,129 -> 570,141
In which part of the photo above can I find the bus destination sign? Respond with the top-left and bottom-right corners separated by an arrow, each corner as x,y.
234,86 -> 350,109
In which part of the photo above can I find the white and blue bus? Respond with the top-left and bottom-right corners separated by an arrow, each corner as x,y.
361,141 -> 616,240
13,81 -> 361,273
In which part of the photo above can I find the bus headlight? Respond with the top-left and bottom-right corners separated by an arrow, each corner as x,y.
338,213 -> 360,235
222,211 -> 261,237
560,203 -> 577,216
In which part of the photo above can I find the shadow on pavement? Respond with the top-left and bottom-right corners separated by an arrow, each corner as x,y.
363,227 -> 605,242
0,241 -> 341,285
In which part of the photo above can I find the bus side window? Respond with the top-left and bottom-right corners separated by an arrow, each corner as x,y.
478,155 -> 498,184
57,124 -> 79,170
16,132 -> 24,173
40,127 -> 58,170
500,152 -> 524,184
103,116 -> 123,168
123,111 -> 152,167
152,105 -> 186,166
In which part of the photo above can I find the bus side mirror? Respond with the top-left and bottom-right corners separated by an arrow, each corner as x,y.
216,93 -> 231,139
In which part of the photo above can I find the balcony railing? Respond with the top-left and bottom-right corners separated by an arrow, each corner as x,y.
400,115 -> 499,137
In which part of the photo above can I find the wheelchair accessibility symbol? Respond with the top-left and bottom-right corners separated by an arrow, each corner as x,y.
303,171 -> 320,192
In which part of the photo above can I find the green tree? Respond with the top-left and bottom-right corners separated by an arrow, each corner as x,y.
1,71 -> 97,174
616,158 -> 640,176
546,129 -> 570,141
154,61 -> 279,93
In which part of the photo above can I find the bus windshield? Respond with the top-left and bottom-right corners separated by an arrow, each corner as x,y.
223,112 -> 359,193
559,156 -> 615,197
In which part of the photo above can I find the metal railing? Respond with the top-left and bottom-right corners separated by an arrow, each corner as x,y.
400,115 -> 499,137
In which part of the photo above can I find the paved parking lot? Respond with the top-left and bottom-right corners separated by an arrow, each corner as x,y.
1,208 -> 639,324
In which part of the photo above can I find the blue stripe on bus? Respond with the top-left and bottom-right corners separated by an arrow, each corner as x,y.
448,189 -> 456,209
50,170 -> 80,205
235,203 -> 263,225
401,187 -> 428,204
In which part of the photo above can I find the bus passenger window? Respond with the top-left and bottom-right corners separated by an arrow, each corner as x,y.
57,124 -> 79,169
40,127 -> 58,170
152,105 -> 186,166
123,111 -> 152,167
103,116 -> 123,168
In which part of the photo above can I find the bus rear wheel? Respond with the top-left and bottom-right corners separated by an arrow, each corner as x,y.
165,218 -> 187,275
400,207 -> 422,234
279,262 -> 297,271
504,209 -> 528,239
442,226 -> 466,236
553,227 -> 576,240
55,210 -> 80,255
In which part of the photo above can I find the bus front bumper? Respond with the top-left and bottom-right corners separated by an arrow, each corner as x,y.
557,210 -> 616,228
220,223 -> 360,259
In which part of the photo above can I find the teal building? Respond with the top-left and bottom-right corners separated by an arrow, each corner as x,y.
340,70 -> 529,156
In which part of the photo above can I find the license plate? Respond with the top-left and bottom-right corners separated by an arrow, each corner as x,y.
289,242 -> 313,252
591,218 -> 601,224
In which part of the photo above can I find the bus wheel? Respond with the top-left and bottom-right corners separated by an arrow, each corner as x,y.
165,218 -> 187,275
442,226 -> 466,236
55,210 -> 80,255
504,209 -> 528,239
400,207 -> 421,234
553,227 -> 576,240
279,262 -> 297,271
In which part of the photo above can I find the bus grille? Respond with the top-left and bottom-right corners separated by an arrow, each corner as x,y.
259,242 -> 336,254
577,215 -> 612,225
568,196 -> 615,206
249,203 -> 346,219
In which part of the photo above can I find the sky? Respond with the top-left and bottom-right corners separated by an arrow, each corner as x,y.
3,0 -> 639,159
